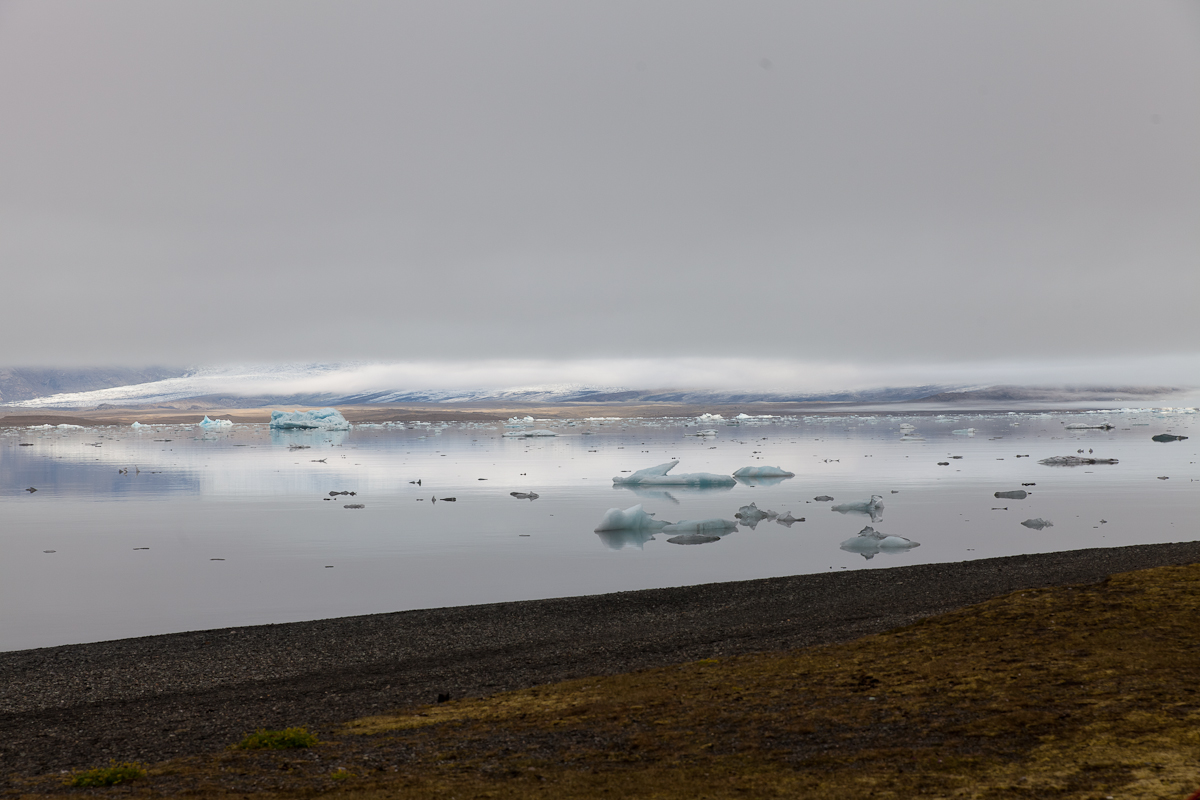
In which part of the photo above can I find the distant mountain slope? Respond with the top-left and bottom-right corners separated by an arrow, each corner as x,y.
3,364 -> 1186,410
0,367 -> 187,404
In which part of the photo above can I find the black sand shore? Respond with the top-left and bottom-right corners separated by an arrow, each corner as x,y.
4,541 -> 1200,781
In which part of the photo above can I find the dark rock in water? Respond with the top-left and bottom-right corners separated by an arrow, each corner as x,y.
937,462 -> 949,466
344,504 -> 365,509
1152,434 -> 1188,442
994,490 -> 1028,500
1038,456 -> 1119,466
667,533 -> 722,545
440,497 -> 457,502
25,487 -> 37,493
813,495 -> 834,502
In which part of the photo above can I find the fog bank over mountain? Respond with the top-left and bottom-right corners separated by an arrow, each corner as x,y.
3,358 -> 1196,410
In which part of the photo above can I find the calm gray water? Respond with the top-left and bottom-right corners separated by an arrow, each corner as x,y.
2,410 -> 1197,651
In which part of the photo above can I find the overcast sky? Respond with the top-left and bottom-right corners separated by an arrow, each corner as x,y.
1,1 -> 1197,388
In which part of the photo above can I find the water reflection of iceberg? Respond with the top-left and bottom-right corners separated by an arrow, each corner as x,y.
595,529 -> 658,550
613,483 -> 735,503
733,475 -> 791,488
269,427 -> 350,448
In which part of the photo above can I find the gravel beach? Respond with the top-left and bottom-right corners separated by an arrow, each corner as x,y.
4,541 -> 1200,780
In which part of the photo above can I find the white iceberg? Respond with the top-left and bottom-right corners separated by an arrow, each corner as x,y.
696,413 -> 724,422
130,421 -> 144,428
55,424 -> 85,430
199,416 -> 234,429
899,423 -> 916,431
840,526 -> 920,559
661,518 -> 737,533
502,429 -> 557,437
831,495 -> 885,522
732,466 -> 795,479
269,408 -> 351,431
593,504 -> 670,532
612,460 -> 736,487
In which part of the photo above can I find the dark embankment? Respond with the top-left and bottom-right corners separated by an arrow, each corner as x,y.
3,541 -> 1200,788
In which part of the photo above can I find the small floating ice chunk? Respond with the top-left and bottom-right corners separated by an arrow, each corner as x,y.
1065,422 -> 1114,430
130,421 -> 143,428
813,495 -> 835,502
1151,433 -> 1188,442
952,428 -> 976,436
1021,518 -> 1054,530
839,526 -> 920,559
612,460 -> 736,487
899,423 -> 916,431
734,502 -> 776,529
1038,456 -> 1119,466
199,416 -> 234,429
594,504 -> 669,532
696,413 -> 724,422
731,466 -> 795,479
661,518 -> 737,534
269,408 -> 351,431
687,429 -> 719,437
510,491 -> 540,500
775,512 -> 804,527
994,490 -> 1028,500
502,429 -> 557,437
56,424 -> 85,430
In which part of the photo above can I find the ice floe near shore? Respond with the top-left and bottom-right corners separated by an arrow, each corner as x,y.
269,408 -> 351,431
502,429 -> 557,437
840,526 -> 920,559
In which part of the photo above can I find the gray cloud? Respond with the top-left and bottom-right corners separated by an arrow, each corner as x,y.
1,1 -> 1197,374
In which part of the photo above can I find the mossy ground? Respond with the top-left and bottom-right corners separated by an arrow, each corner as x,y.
10,563 -> 1200,798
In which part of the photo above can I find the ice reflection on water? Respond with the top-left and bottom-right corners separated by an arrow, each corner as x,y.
1,410 -> 1197,651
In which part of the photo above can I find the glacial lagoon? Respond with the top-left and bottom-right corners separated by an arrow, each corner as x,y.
2,410 -> 1196,652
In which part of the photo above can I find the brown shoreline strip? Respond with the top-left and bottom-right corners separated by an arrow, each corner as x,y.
3,540 -> 1200,779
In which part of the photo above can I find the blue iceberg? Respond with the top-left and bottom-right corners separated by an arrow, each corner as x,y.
199,416 -> 234,429
732,466 -> 795,479
269,408 -> 351,431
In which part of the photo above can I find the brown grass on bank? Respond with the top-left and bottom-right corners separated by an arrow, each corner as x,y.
11,564 -> 1200,799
